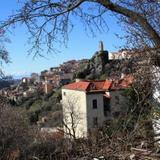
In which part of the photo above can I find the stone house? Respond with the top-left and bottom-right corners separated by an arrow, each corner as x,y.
62,75 -> 133,138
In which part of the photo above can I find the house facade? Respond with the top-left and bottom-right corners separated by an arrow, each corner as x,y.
62,75 -> 133,138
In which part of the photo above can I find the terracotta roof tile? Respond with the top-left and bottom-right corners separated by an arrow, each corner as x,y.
63,80 -> 112,91
63,75 -> 133,92
63,81 -> 90,91
103,80 -> 113,90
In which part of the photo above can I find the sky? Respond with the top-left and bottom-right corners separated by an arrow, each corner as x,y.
0,0 -> 125,78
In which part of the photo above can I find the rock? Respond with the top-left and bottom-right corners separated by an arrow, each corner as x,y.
76,50 -> 109,79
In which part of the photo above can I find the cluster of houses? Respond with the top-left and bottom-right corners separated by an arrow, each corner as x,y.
0,74 -> 42,102
0,59 -> 88,102
39,59 -> 88,93
0,42 -> 131,104
1,42 -> 159,141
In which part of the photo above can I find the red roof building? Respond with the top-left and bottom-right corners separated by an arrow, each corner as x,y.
63,75 -> 133,92
62,75 -> 133,138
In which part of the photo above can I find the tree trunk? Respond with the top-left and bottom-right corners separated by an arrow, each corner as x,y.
94,0 -> 160,47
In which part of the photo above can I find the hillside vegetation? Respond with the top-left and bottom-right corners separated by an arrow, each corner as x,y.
11,89 -> 62,126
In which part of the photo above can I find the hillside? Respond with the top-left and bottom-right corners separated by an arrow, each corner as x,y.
10,88 -> 62,126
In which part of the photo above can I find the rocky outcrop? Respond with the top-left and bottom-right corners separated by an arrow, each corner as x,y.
75,49 -> 134,80
76,50 -> 109,79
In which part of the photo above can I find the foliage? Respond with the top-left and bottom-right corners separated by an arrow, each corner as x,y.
0,105 -> 35,159
11,89 -> 62,125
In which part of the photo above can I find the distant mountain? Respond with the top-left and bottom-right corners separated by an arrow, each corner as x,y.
12,73 -> 31,79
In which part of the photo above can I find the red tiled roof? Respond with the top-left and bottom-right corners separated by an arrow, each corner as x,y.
103,80 -> 113,90
91,81 -> 105,90
63,81 -> 90,91
111,75 -> 134,90
63,80 -> 112,91
63,75 -> 133,92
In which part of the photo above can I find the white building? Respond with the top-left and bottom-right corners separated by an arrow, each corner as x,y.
151,65 -> 160,147
62,76 -> 133,138
152,66 -> 160,103
109,50 -> 132,60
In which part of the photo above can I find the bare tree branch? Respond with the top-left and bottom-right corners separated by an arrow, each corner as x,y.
0,0 -> 159,55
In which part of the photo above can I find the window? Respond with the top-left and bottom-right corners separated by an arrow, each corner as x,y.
115,96 -> 120,104
93,117 -> 98,127
103,97 -> 110,116
92,99 -> 97,109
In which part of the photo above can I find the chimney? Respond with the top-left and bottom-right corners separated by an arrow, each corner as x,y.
75,78 -> 84,82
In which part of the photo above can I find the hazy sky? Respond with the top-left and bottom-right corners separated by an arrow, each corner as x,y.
0,0 -> 125,77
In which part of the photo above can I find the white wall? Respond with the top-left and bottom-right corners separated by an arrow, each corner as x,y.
152,66 -> 160,103
152,66 -> 160,146
62,89 -> 88,138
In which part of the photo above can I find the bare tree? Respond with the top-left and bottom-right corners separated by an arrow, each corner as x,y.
0,0 -> 159,55
0,0 -> 160,158
62,95 -> 83,140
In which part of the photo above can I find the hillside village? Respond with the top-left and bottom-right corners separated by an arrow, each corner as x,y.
0,43 -> 160,160
0,58 -> 88,101
0,1 -> 160,159
0,42 -> 136,133
0,42 -> 131,103
2,43 -> 160,140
